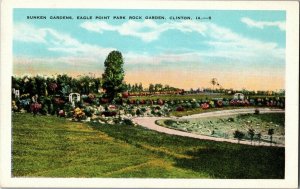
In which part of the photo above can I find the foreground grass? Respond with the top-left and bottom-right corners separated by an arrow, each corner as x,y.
12,113 -> 284,178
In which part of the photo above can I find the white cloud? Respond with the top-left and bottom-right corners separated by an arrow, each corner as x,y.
241,17 -> 285,31
14,20 -> 285,73
81,20 -> 207,42
80,19 -> 284,62
116,20 -> 285,65
14,23 -> 47,43
123,51 -> 204,65
14,23 -> 115,65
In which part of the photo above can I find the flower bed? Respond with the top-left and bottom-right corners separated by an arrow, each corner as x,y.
11,93 -> 285,124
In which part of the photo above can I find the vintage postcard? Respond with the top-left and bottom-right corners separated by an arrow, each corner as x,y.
0,0 -> 299,188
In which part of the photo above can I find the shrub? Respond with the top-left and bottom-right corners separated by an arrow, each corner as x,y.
157,99 -> 164,105
185,102 -> 192,108
101,111 -> 117,117
75,101 -> 84,108
154,106 -> 161,110
227,117 -> 234,122
249,99 -> 256,106
222,100 -> 229,106
100,98 -> 109,104
140,107 -> 147,112
268,128 -> 275,145
192,102 -> 200,108
84,107 -> 93,117
19,99 -> 31,110
123,118 -> 134,126
63,102 -> 73,112
40,104 -> 48,115
176,106 -> 185,111
12,101 -> 18,111
164,120 -> 177,125
156,111 -> 162,116
248,128 -> 255,144
216,100 -> 223,107
233,130 -> 245,143
136,100 -> 140,105
136,109 -> 142,116
209,101 -> 215,108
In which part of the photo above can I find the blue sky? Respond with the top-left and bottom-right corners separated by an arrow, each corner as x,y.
13,9 -> 286,90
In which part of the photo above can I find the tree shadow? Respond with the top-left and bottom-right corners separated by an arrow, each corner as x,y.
174,145 -> 285,179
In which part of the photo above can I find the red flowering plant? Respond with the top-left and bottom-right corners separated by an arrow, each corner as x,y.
201,103 -> 210,110
230,99 -> 238,106
30,102 -> 42,115
58,109 -> 65,117
237,100 -> 245,106
100,98 -> 109,104
122,91 -> 129,98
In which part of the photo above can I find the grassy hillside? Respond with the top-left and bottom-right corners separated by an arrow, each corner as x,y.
12,113 -> 284,178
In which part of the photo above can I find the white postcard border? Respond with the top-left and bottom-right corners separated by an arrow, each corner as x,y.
1,0 -> 299,188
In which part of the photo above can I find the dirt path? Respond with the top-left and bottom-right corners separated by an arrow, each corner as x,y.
132,108 -> 285,147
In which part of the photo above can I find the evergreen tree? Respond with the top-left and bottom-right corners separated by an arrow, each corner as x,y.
102,51 -> 125,101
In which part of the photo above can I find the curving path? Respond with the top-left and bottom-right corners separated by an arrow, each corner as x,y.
132,108 -> 285,147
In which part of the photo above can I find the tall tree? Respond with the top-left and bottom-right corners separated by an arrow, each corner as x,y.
149,84 -> 154,92
102,51 -> 125,101
248,128 -> 255,145
138,83 -> 143,92
210,78 -> 218,91
268,128 -> 274,146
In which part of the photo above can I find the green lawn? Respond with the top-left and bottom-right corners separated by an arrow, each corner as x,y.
12,113 -> 284,178
170,106 -> 257,117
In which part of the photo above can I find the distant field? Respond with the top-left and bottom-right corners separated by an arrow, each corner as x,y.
129,93 -> 230,101
12,113 -> 284,178
129,93 -> 283,101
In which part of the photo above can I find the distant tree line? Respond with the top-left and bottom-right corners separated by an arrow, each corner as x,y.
124,83 -> 180,92
12,74 -> 102,97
